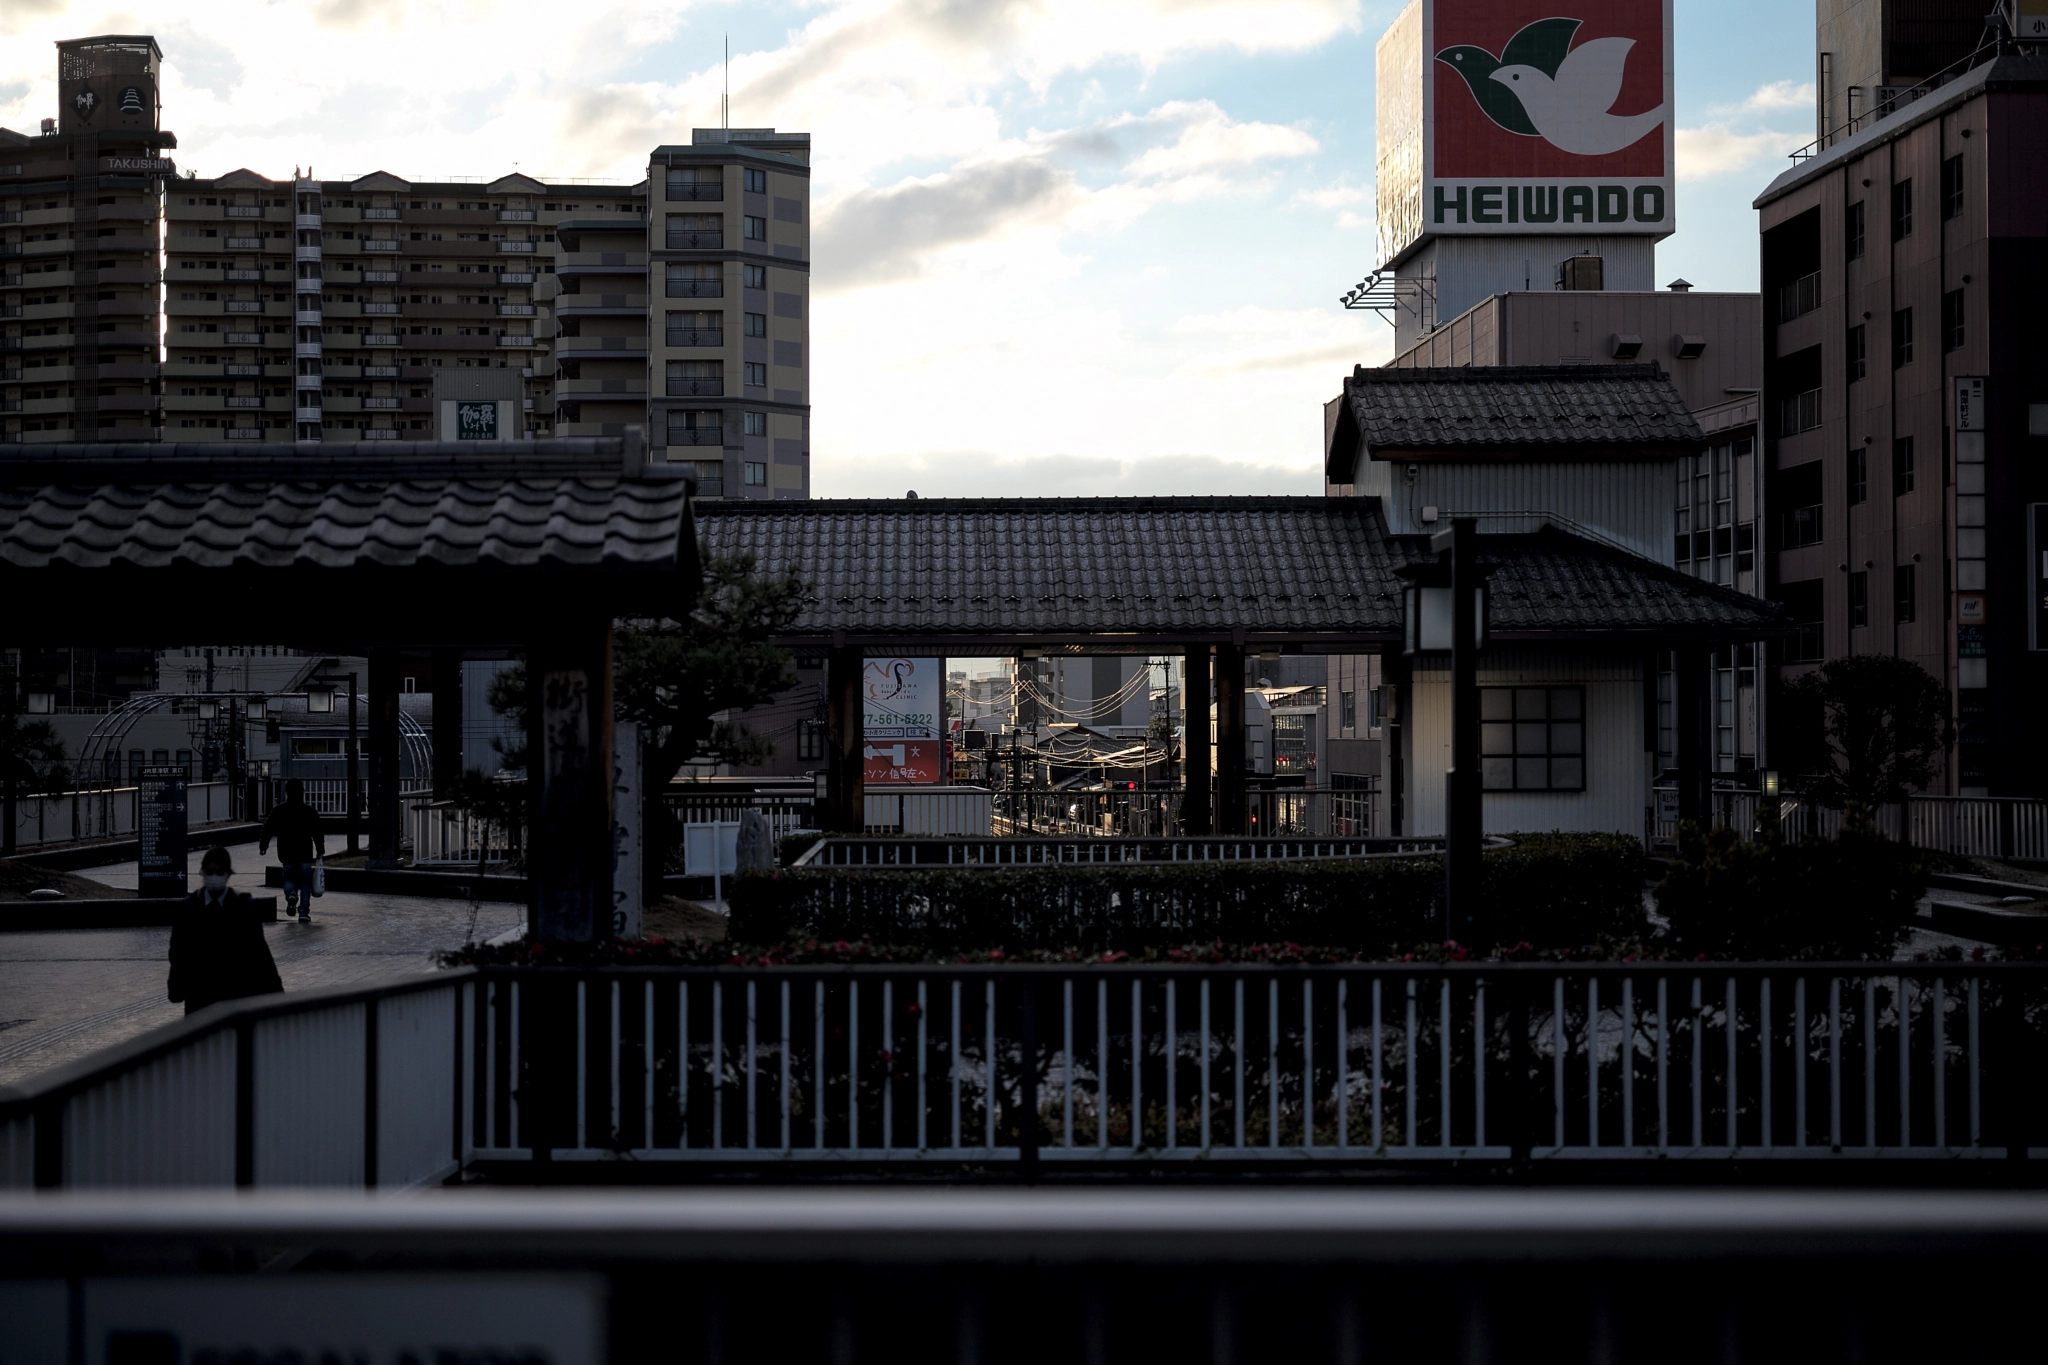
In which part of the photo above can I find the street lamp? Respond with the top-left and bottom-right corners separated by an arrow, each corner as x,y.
198,699 -> 219,721
307,686 -> 335,714
25,690 -> 55,715
248,697 -> 267,719
308,672 -> 361,855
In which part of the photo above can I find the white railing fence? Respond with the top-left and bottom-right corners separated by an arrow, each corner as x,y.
6,781 -> 238,852
409,792 -> 521,868
1655,791 -> 2048,861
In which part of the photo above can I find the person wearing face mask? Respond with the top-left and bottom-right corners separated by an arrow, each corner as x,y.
167,846 -> 283,1017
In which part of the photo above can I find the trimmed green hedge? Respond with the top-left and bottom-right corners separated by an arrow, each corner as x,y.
1657,821 -> 1927,960
726,832 -> 1648,953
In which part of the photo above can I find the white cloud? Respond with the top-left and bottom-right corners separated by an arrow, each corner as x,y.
1676,125 -> 1807,181
1742,80 -> 1814,113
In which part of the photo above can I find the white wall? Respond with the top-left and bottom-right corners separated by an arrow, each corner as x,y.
1403,649 -> 1648,838
1358,457 -> 1677,564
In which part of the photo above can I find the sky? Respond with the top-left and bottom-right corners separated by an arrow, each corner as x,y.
1,0 -> 1816,497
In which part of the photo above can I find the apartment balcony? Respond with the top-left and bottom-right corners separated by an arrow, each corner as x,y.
361,239 -> 401,252
362,207 -> 400,220
223,427 -> 265,440
296,406 -> 323,422
666,425 -> 723,446
294,371 -> 321,386
360,428 -> 403,440
499,271 -> 535,285
665,279 -> 723,299
498,240 -> 538,254
359,364 -> 402,378
224,395 -> 267,409
296,310 -> 322,325
665,231 -> 723,250
0,306 -> 16,319
666,184 -> 724,202
224,268 -> 265,281
558,335 -> 646,359
224,300 -> 266,313
498,209 -> 536,221
666,378 -> 723,397
666,329 -> 723,347
224,332 -> 267,345
224,205 -> 265,219
498,335 -> 535,349
296,343 -> 323,358
362,302 -> 400,314
361,334 -> 401,346
223,237 -> 266,251
296,246 -> 322,262
296,214 -> 322,230
499,303 -> 536,316
363,396 -> 400,409
361,270 -> 400,283
227,363 -> 267,376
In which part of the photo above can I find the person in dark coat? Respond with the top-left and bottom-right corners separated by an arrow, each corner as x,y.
167,846 -> 283,1016
259,777 -> 326,922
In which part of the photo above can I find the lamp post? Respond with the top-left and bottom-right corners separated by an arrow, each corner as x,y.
308,672 -> 360,855
1400,518 -> 1491,948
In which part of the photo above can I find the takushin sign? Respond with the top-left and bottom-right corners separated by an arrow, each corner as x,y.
863,657 -> 943,784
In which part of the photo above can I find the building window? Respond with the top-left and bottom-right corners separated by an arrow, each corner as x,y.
665,359 -> 722,396
743,264 -> 766,289
1845,200 -> 1865,260
797,719 -> 826,761
665,167 -> 722,202
666,409 -> 721,445
1942,288 -> 1964,353
666,310 -> 722,346
1779,386 -> 1821,436
1893,436 -> 1916,496
1782,503 -> 1822,548
743,410 -> 767,436
1895,564 -> 1916,624
1892,308 -> 1913,368
1848,570 -> 1869,628
1847,324 -> 1866,382
1942,154 -> 1963,220
1891,179 -> 1912,241
1480,687 -> 1585,792
743,460 -> 767,486
1777,271 -> 1820,322
665,262 -> 721,298
1848,448 -> 1867,505
744,362 -> 767,387
742,215 -> 768,241
1339,690 -> 1356,732
667,213 -> 722,249
744,311 -> 767,337
744,168 -> 767,194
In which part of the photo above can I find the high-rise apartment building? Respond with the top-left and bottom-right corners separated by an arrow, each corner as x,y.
647,129 -> 811,499
1755,28 -> 2048,794
164,172 -> 641,440
0,36 -> 177,445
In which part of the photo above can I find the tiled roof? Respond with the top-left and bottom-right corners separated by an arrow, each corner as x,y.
1328,364 -> 1705,479
0,440 -> 693,574
696,496 -> 1781,644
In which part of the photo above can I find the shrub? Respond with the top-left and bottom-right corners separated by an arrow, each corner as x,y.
726,832 -> 1647,954
1656,818 -> 1925,960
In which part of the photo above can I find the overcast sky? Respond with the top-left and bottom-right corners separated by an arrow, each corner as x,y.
2,0 -> 1813,497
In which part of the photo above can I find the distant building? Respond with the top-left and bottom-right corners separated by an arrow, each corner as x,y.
0,35 -> 177,444
1753,38 -> 2048,795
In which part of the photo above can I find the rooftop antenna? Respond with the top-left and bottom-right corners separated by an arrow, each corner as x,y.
723,35 -> 729,130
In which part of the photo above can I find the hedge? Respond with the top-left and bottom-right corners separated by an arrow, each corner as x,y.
725,832 -> 1648,953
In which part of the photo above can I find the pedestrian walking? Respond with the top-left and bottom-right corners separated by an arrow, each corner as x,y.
167,846 -> 282,1017
260,777 -> 326,923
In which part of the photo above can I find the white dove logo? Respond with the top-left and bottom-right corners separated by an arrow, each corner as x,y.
1439,17 -> 1665,158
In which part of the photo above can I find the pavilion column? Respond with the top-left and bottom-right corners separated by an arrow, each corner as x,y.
1215,641 -> 1247,836
431,648 -> 463,798
825,644 -> 864,833
527,621 -> 616,943
1382,650 -> 1409,838
1181,645 -> 1212,836
1675,644 -> 1713,828
366,648 -> 403,870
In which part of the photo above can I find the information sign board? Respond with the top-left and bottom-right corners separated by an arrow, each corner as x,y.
137,765 -> 188,898
457,400 -> 498,440
864,657 -> 943,784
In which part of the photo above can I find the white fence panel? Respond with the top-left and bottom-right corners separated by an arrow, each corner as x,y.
62,1030 -> 237,1188
8,781 -> 237,851
254,1005 -> 366,1187
865,787 -> 994,836
378,986 -> 459,1187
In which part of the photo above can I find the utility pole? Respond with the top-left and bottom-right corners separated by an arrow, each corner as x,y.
1440,518 -> 1485,948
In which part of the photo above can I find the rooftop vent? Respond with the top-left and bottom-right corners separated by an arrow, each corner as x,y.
1667,278 -> 1694,292
1610,333 -> 1643,360
1672,334 -> 1707,359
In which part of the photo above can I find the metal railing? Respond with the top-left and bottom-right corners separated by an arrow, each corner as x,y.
795,834 -> 1447,867
1656,791 -> 2048,860
0,973 -> 466,1190
668,788 -> 815,844
985,784 -> 1380,839
457,962 -> 2048,1169
7,780 -> 239,850
411,790 -> 521,868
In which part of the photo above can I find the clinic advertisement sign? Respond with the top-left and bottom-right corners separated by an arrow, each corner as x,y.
1388,0 -> 1673,255
864,657 -> 943,785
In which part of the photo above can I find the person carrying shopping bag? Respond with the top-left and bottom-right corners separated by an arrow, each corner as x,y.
259,777 -> 326,923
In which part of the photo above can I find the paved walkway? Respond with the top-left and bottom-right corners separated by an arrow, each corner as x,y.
0,839 -> 522,1088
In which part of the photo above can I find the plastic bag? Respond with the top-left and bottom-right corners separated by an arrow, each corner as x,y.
312,858 -> 326,897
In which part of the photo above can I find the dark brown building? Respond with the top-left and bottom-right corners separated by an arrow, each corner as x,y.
1755,48 -> 2048,794
0,35 -> 176,445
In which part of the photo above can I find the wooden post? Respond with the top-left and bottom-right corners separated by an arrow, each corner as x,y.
527,622 -> 616,943
431,648 -> 463,799
825,644 -> 863,832
1445,519 -> 1485,948
1676,645 -> 1712,827
367,649 -> 403,869
1181,645 -> 1212,836
1382,650 -> 1409,838
1215,642 -> 1246,835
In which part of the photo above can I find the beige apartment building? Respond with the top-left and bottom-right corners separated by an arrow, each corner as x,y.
0,35 -> 176,445
164,171 -> 642,440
